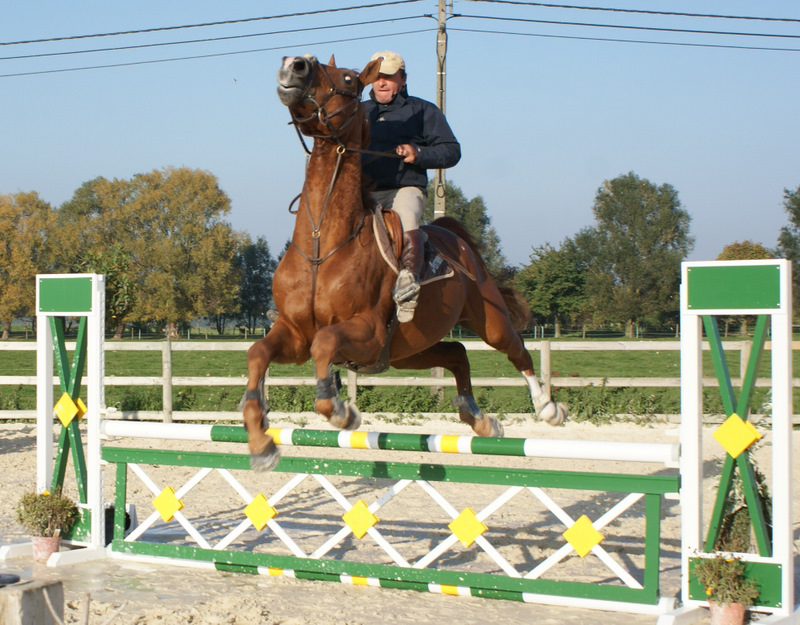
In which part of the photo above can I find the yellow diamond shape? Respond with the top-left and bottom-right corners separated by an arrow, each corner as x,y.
713,413 -> 761,459
54,392 -> 79,426
244,493 -> 277,531
342,500 -> 378,539
448,507 -> 487,547
152,486 -> 184,522
563,515 -> 604,558
75,398 -> 87,420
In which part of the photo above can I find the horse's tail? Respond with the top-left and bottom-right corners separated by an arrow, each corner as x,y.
431,216 -> 532,332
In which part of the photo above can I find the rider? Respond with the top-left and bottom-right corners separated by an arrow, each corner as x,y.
363,51 -> 461,322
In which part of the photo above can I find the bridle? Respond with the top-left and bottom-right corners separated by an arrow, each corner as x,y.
287,60 -> 362,155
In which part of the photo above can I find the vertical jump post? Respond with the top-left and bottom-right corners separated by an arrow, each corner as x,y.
666,260 -> 797,624
36,273 -> 105,562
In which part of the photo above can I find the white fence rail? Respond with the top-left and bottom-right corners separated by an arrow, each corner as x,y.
1,339 -> 796,422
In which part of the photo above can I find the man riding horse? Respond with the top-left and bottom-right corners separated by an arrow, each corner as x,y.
363,51 -> 461,323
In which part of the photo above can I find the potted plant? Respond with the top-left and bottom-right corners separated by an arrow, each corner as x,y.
15,488 -> 79,562
691,554 -> 760,625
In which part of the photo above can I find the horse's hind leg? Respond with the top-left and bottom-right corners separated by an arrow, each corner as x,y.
391,341 -> 503,437
463,285 -> 567,426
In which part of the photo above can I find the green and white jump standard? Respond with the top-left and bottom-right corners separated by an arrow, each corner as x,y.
0,274 -> 106,563
661,260 -> 798,625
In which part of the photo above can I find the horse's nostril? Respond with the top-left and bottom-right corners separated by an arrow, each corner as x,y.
292,58 -> 307,73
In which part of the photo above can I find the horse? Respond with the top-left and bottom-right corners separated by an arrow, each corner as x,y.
242,55 -> 567,470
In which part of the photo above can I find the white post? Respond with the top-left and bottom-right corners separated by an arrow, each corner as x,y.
770,263 -> 793,618
678,290 -> 703,613
35,312 -> 54,493
86,275 -> 105,550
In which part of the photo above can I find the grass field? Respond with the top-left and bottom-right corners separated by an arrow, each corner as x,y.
0,338 -> 788,423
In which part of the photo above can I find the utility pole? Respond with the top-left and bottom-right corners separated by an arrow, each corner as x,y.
433,0 -> 450,220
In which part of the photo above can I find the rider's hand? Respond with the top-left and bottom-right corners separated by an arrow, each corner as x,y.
396,143 -> 418,164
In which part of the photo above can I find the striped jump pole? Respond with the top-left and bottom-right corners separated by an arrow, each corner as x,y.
100,421 -> 680,467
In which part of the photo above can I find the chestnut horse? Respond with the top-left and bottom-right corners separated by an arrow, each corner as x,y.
242,55 -> 567,470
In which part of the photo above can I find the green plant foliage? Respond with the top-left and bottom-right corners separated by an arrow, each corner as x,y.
691,555 -> 760,606
15,488 -> 78,537
109,387 -> 162,411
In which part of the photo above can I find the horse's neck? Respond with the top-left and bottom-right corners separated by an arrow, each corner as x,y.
296,141 -> 365,238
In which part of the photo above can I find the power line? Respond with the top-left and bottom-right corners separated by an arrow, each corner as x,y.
0,28 -> 434,79
449,26 -> 800,53
462,0 -> 800,25
0,1 -> 424,46
456,14 -> 800,40
0,16 -> 425,62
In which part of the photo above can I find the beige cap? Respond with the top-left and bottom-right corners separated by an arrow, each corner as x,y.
370,50 -> 405,75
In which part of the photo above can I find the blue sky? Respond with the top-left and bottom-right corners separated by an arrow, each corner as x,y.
2,1 -> 798,267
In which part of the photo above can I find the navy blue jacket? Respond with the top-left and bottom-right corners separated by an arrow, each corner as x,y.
363,87 -> 461,193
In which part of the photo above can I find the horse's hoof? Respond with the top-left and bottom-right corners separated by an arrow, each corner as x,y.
481,415 -> 504,437
250,441 -> 280,472
329,401 -> 361,431
538,401 -> 567,426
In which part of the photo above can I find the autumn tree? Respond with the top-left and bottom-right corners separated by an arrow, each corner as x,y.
116,167 -> 240,336
573,172 -> 693,337
0,192 -> 56,338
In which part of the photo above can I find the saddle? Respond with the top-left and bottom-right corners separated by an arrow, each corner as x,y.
337,208 -> 475,376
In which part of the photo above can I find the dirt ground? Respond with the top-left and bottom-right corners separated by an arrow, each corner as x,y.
1,416 -> 797,624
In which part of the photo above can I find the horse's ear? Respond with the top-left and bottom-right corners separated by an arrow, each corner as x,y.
358,58 -> 382,91
328,54 -> 337,68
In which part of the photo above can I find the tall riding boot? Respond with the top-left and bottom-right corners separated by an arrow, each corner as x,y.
393,229 -> 424,322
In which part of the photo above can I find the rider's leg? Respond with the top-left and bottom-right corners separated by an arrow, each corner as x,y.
390,187 -> 426,322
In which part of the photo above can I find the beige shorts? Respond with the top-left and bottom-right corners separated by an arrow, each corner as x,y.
369,187 -> 425,232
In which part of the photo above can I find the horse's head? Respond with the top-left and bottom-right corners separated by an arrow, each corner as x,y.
277,55 -> 381,143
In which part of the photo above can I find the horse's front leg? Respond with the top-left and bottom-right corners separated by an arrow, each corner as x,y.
310,317 -> 384,430
243,320 -> 310,470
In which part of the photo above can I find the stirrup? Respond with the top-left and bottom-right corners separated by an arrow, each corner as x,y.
393,268 -> 420,303
393,268 -> 420,322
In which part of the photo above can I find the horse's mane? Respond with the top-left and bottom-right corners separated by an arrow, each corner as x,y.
431,217 -> 532,332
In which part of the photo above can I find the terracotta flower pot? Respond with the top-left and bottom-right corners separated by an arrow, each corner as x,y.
31,535 -> 62,562
709,600 -> 746,625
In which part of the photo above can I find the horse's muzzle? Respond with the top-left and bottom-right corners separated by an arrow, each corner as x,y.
277,56 -> 313,106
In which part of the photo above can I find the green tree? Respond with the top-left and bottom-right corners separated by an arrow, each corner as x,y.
574,172 -> 693,337
515,242 -> 587,336
78,245 -> 136,338
423,181 -> 508,276
716,240 -> 774,336
776,185 -> 800,312
0,192 -> 56,338
717,241 -> 773,261
232,235 -> 276,334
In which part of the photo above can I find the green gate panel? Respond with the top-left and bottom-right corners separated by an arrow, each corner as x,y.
685,264 -> 781,311
38,276 -> 94,313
